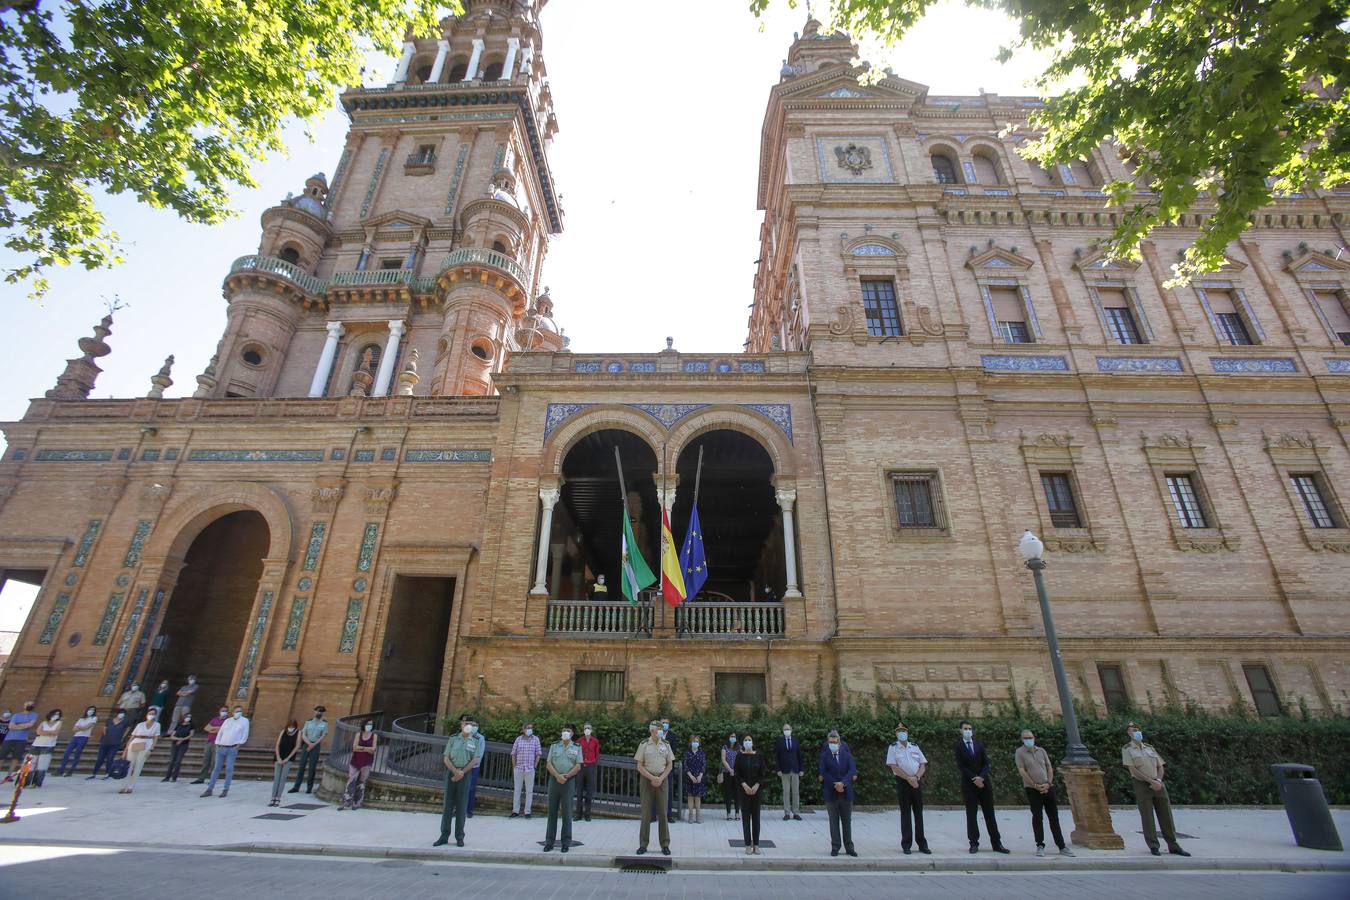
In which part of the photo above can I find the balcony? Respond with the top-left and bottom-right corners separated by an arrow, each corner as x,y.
404,150 -> 435,175
228,255 -> 327,298
545,599 -> 653,637
438,247 -> 530,291
543,598 -> 786,640
676,601 -> 785,639
329,268 -> 416,287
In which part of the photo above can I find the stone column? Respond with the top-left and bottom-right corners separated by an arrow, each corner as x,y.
428,40 -> 450,82
1140,240 -> 1195,342
393,41 -> 416,83
503,37 -> 520,80
1239,238 -> 1307,345
308,321 -> 345,398
371,319 -> 405,397
1034,238 -> 1082,341
775,488 -> 802,598
1062,764 -> 1126,849
466,39 -> 484,80
531,488 -> 561,595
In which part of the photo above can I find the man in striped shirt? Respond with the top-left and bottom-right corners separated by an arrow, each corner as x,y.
510,722 -> 543,818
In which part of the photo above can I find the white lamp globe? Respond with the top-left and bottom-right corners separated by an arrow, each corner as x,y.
1018,530 -> 1045,562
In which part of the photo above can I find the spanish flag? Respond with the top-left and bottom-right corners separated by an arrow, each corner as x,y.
660,507 -> 687,607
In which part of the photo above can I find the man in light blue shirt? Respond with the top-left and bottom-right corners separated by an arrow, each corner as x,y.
1,701 -> 38,780
289,706 -> 328,794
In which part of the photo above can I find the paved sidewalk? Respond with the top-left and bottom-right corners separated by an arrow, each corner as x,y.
1,777 -> 1345,872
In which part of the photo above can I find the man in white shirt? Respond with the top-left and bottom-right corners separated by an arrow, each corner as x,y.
885,722 -> 931,854
201,705 -> 250,798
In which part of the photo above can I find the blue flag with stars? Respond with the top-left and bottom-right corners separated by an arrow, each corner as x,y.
680,505 -> 709,599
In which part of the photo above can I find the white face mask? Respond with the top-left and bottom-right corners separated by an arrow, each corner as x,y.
145,715 -> 155,722
742,739 -> 753,750
471,724 -> 479,735
219,712 -> 229,719
783,729 -> 791,736
525,728 -> 533,736
898,732 -> 908,742
232,711 -> 242,719
691,741 -> 699,750
561,731 -> 572,741
829,742 -> 839,751
462,725 -> 473,735
1023,738 -> 1035,747
583,728 -> 592,736
962,729 -> 973,740
287,727 -> 297,734
51,715 -> 61,722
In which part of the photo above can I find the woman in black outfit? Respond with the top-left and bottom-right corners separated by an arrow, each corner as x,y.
733,733 -> 766,855
161,713 -> 194,782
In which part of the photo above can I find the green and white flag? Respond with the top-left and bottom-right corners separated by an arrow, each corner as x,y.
620,509 -> 657,604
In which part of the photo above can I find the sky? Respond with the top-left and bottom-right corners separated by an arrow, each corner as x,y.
0,1 -> 1049,438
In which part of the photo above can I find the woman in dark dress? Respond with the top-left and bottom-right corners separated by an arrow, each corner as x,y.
733,733 -> 767,854
161,713 -> 194,783
683,735 -> 707,823
340,719 -> 378,810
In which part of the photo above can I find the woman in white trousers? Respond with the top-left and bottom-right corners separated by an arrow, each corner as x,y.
119,710 -> 161,793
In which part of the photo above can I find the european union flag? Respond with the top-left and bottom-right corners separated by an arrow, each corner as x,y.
680,505 -> 709,599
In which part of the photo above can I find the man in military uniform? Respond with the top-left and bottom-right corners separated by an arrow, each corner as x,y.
1122,721 -> 1190,857
434,717 -> 481,848
633,719 -> 673,856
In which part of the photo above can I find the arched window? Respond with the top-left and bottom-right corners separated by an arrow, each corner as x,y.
1067,158 -> 1097,186
278,246 -> 301,265
971,150 -> 1002,185
931,152 -> 959,185
354,343 -> 382,374
481,60 -> 504,81
414,64 -> 433,84
448,61 -> 468,81
1028,159 -> 1056,186
491,239 -> 508,254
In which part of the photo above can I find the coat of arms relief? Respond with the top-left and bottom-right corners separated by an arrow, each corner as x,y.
834,143 -> 872,175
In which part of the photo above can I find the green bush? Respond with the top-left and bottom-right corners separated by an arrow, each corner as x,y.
444,692 -> 1350,807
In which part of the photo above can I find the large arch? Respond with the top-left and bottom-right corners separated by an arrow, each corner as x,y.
663,405 -> 795,482
140,481 -> 295,568
542,405 -> 666,480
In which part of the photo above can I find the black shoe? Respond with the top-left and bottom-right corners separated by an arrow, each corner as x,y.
561,844 -> 569,854
161,777 -> 170,782
524,814 -> 532,820
466,812 -> 474,819
969,843 -> 978,854
584,815 -> 592,822
433,835 -> 449,847
993,845 -> 1011,854
831,849 -> 839,857
456,839 -> 464,847
636,847 -> 647,855
667,816 -> 677,823
509,812 -> 519,819
793,814 -> 802,821
903,847 -> 911,855
1169,846 -> 1191,857
919,847 -> 931,855
542,844 -> 553,852
190,779 -> 204,784
846,848 -> 858,857
661,848 -> 671,856
1150,847 -> 1162,856
784,813 -> 791,821
287,787 -> 300,793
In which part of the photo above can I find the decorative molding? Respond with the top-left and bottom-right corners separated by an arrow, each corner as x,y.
981,355 -> 1068,372
629,403 -> 708,429
123,587 -> 167,687
403,449 -> 492,463
37,592 -> 71,644
1096,356 -> 1183,374
121,520 -> 153,568
359,147 -> 389,219
92,592 -> 124,646
338,598 -> 364,653
1327,359 -> 1350,374
1210,357 -> 1297,374
141,482 -> 173,506
1045,537 -> 1106,554
1263,431 -> 1317,451
102,587 -> 149,694
310,484 -> 344,514
34,449 -> 113,462
364,482 -> 398,514
356,523 -> 379,572
187,449 -> 325,462
72,519 -> 102,567
544,403 -> 593,440
834,143 -> 873,175
234,590 -> 275,699
302,522 -> 326,571
282,596 -> 308,651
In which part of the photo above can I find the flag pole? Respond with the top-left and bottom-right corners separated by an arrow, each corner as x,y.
692,444 -> 704,508
613,445 -> 630,513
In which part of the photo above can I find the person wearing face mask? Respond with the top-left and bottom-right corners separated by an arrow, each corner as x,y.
819,729 -> 857,857
575,722 -> 600,821
542,724 -> 582,852
510,721 -> 543,818
201,706 -> 249,798
734,733 -> 767,854
1015,729 -> 1075,857
87,710 -> 130,779
774,723 -> 803,821
434,718 -> 480,848
462,714 -> 487,818
116,683 -> 146,724
59,706 -> 101,776
886,722 -> 930,855
268,720 -> 302,807
683,735 -> 707,823
0,709 -> 10,743
633,720 -> 673,856
339,719 -> 379,810
0,701 -> 38,780
720,733 -> 741,820
953,721 -> 1009,854
149,680 -> 172,721
191,707 -> 229,785
1122,722 -> 1190,857
119,707 -> 161,794
169,675 -> 199,731
162,713 -> 194,783
290,706 -> 328,794
660,718 -> 678,823
28,709 -> 63,787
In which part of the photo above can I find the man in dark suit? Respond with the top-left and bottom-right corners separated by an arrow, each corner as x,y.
774,723 -> 804,820
818,729 -> 857,857
953,721 -> 1010,854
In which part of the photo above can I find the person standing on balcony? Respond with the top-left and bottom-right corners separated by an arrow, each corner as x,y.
575,722 -> 600,821
775,723 -> 803,821
339,719 -> 377,810
720,733 -> 741,820
161,713 -> 194,782
269,720 -> 301,807
734,733 -> 767,855
289,706 -> 327,794
58,706 -> 100,776
683,735 -> 706,823
590,574 -> 607,598
509,722 -> 542,819
434,717 -> 481,848
190,707 -> 227,785
200,706 -> 249,798
542,724 -> 582,852
633,720 -> 673,856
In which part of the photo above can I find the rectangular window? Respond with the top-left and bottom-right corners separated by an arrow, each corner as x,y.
989,287 -> 1031,343
892,473 -> 945,529
1099,290 -> 1143,344
1097,664 -> 1130,713
1312,290 -> 1350,345
1165,474 -> 1208,528
1206,289 -> 1254,345
1291,474 -> 1337,529
573,670 -> 624,702
714,672 -> 766,706
860,279 -> 902,337
1040,472 -> 1082,528
1242,665 -> 1282,717
379,258 -> 403,270
999,321 -> 1032,344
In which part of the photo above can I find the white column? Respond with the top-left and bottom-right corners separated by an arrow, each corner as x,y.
393,41 -> 417,83
466,39 -> 485,80
520,45 -> 534,76
308,321 -> 345,398
531,488 -> 561,595
776,488 -> 802,598
428,40 -> 450,82
503,37 -> 520,80
371,319 -> 405,397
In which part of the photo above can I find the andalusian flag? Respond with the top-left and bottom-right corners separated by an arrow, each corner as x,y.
620,509 -> 656,604
660,507 -> 687,607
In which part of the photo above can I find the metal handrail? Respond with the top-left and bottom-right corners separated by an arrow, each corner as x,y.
228,254 -> 328,296
329,268 -> 415,287
438,247 -> 529,286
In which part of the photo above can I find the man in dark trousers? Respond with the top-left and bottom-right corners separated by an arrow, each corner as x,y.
818,729 -> 857,857
774,722 -> 803,820
953,720 -> 1010,854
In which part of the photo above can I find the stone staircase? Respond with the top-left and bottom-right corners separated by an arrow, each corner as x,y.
39,741 -> 321,782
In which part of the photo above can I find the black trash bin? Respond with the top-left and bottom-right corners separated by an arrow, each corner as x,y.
1270,763 -> 1343,851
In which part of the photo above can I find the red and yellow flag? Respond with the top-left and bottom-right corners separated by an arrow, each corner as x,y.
660,507 -> 687,607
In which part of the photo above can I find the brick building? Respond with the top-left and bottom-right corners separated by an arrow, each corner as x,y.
1,4 -> 1348,743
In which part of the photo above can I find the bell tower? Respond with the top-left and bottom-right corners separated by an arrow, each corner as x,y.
213,0 -> 564,399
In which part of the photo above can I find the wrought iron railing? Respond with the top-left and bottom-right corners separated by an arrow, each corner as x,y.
438,247 -> 529,287
229,254 -> 328,296
676,601 -> 786,639
545,599 -> 654,636
329,268 -> 415,287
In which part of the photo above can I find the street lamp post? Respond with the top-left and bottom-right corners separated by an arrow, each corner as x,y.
1017,530 -> 1124,848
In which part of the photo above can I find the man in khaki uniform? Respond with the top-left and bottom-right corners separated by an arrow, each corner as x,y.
1122,721 -> 1190,857
633,719 -> 673,856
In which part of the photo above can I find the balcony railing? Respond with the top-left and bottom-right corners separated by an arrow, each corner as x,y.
228,251 -> 528,300
676,601 -> 785,639
543,599 -> 787,639
329,268 -> 415,287
229,254 -> 328,297
546,599 -> 653,637
405,151 -> 436,168
439,247 -> 529,288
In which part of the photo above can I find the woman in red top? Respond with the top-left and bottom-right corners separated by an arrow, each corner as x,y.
574,722 -> 601,821
339,719 -> 378,810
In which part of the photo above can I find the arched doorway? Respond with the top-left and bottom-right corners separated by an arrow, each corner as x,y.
551,429 -> 660,599
672,430 -> 780,601
147,511 -> 269,716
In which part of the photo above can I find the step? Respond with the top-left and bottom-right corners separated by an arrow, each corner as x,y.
40,741 -> 323,781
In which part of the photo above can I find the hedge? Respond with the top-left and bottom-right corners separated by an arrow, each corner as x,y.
445,694 -> 1350,808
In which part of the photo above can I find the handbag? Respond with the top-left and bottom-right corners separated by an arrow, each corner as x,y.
110,758 -> 130,780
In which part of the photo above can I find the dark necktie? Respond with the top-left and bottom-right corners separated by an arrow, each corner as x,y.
966,741 -> 973,755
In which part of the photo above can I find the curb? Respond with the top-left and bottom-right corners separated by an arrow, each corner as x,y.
4,838 -> 1347,874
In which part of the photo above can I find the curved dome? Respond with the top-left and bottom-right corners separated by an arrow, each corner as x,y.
292,195 -> 324,217
490,186 -> 519,207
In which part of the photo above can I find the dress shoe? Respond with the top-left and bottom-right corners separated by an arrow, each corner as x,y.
432,835 -> 448,846
584,815 -> 592,822
902,848 -> 911,855
783,813 -> 790,820
919,847 -> 931,855
661,848 -> 671,856
792,814 -> 802,821
845,848 -> 857,857
635,847 -> 647,855
220,790 -> 228,798
509,812 -> 519,818
1150,847 -> 1162,856
456,839 -> 464,847
831,849 -> 839,857
190,779 -> 204,784
561,844 -> 569,854
542,844 -> 553,852
287,787 -> 299,793
524,814 -> 532,820
1169,846 -> 1191,857
993,845 -> 1010,855
969,843 -> 978,854
200,789 -> 213,797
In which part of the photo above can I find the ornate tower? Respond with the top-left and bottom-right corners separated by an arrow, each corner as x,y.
214,0 -> 564,399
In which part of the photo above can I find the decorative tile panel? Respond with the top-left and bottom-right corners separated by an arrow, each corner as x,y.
380,447 -> 397,461
325,147 -> 351,212
605,362 -> 625,373
544,403 -> 593,439
338,598 -> 364,653
850,243 -> 896,256
187,449 -> 325,462
404,449 -> 492,463
10,449 -> 25,461
164,448 -> 179,460
331,448 -> 346,460
715,362 -> 734,373
122,587 -> 166,691
981,355 -> 1070,372
37,592 -> 71,644
356,523 -> 379,572
814,136 -> 895,184
629,404 -> 708,429
234,590 -> 274,699
302,522 -> 326,571
443,144 -> 470,215
141,450 -> 161,462
353,577 -> 368,593
359,147 -> 389,219
574,362 -> 601,373
92,592 -> 124,645
73,519 -> 102,566
1096,357 -> 1184,374
122,520 -> 153,567
117,448 -> 131,460
102,588 -> 148,694
744,404 -> 793,443
682,361 -> 710,373
282,596 -> 308,651
630,361 -> 656,373
738,361 -> 766,373
35,449 -> 114,462
354,449 -> 376,462
1210,357 -> 1297,374
1326,359 -> 1350,374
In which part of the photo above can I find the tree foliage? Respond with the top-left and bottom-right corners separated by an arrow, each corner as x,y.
754,1 -> 1350,283
0,0 -> 455,297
